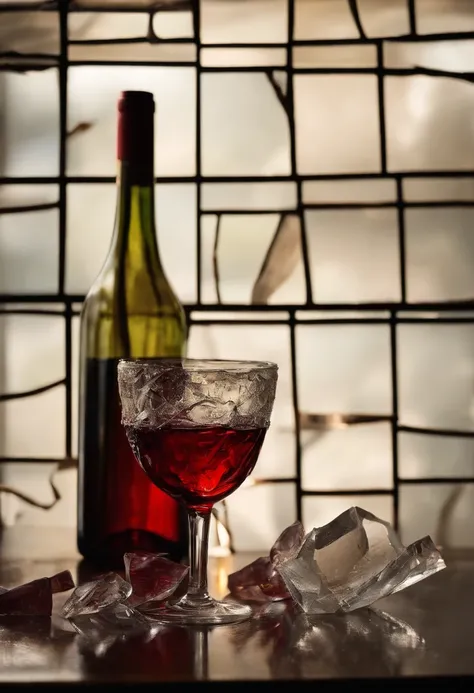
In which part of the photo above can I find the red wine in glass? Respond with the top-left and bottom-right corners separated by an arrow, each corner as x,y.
117,357 -> 278,626
126,426 -> 267,513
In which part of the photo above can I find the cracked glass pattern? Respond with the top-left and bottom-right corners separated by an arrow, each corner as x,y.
118,359 -> 278,430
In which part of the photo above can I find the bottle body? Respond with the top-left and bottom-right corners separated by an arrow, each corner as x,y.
77,91 -> 188,565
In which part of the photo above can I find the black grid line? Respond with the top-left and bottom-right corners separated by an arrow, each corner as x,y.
0,0 -> 474,532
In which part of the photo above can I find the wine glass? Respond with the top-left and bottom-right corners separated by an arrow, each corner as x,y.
117,358 -> 278,625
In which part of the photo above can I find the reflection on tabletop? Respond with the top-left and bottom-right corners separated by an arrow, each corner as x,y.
0,596 -> 424,681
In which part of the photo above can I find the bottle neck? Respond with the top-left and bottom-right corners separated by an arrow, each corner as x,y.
110,100 -> 161,265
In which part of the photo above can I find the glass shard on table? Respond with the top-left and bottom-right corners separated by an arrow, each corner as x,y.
50,570 -> 75,594
228,521 -> 305,602
124,552 -> 189,606
0,570 -> 76,616
0,578 -> 52,616
61,572 -> 132,619
277,507 -> 446,614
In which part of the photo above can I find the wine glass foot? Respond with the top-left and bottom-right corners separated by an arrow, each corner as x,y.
141,597 -> 252,626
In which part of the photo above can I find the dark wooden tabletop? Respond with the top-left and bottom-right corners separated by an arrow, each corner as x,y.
0,527 -> 471,686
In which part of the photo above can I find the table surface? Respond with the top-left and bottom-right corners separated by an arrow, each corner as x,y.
0,527 -> 471,686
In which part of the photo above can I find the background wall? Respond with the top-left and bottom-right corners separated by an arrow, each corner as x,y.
0,0 -> 473,551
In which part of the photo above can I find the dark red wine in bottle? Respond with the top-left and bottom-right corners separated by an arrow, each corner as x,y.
77,91 -> 188,566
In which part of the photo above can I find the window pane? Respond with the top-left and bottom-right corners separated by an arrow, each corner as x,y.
400,483 -> 474,548
297,325 -> 392,414
0,314 -> 64,394
226,482 -> 296,552
201,73 -> 290,176
0,388 -> 65,459
398,324 -> 474,432
295,76 -> 380,175
306,209 -> 401,303
67,66 -> 195,176
201,0 -> 287,44
0,11 -> 59,54
386,76 -> 474,171
3,71 -> 59,177
400,432 -> 474,480
0,186 -> 58,293
406,208 -> 474,302
303,495 -> 393,530
302,423 -> 392,491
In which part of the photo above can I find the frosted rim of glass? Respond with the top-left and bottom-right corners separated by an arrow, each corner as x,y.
118,357 -> 278,374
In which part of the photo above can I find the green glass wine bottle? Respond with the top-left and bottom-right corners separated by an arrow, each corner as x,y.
77,90 -> 188,566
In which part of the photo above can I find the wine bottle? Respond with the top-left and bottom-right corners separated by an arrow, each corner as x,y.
77,90 -> 188,566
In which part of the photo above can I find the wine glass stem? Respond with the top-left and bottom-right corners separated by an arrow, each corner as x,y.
186,509 -> 212,605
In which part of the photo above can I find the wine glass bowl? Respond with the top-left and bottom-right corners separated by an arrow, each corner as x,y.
117,358 -> 278,625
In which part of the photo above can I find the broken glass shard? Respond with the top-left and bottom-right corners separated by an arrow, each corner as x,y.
0,577 -> 52,616
0,569 -> 76,616
277,506 -> 446,614
270,520 -> 306,565
228,521 -> 305,602
50,570 -> 75,594
124,552 -> 189,606
61,572 -> 132,618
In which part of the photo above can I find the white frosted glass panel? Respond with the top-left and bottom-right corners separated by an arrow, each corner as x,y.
69,43 -> 196,62
303,495 -> 393,530
398,324 -> 474,432
67,66 -> 195,176
66,184 -> 196,303
417,0 -> 474,34
75,0 -> 163,6
293,45 -> 376,69
188,325 -> 294,479
400,484 -> 474,548
356,0 -> 409,37
201,0 -> 287,44
0,185 -> 58,207
306,210 -> 401,303
406,208 -> 474,302
0,210 -> 58,294
208,214 -> 286,304
295,76 -> 380,175
302,423 -> 392,491
0,315 -> 64,394
202,183 -> 297,211
404,177 -> 474,201
0,388 -> 65,458
303,180 -> 395,204
201,48 -> 286,67
201,73 -> 290,176
152,10 -> 194,38
68,12 -> 148,39
2,71 -> 59,177
399,433 -> 474,479
385,40 -> 474,71
296,310 -> 389,321
0,11 -> 59,54
0,463 -> 76,528
191,311 -> 289,322
294,0 -> 359,39
226,483 -> 296,552
386,77 -> 474,172
155,184 -> 197,303
297,325 -> 392,414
